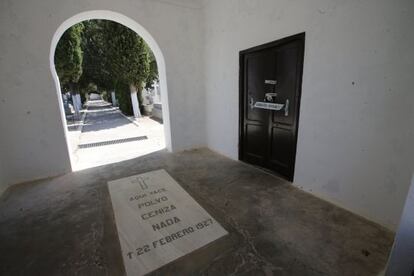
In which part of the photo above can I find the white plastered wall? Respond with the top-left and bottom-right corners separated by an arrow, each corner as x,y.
203,0 -> 414,230
0,0 -> 413,231
0,0 -> 206,189
0,157 -> 7,195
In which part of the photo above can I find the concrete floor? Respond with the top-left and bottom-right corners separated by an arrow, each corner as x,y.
0,149 -> 393,275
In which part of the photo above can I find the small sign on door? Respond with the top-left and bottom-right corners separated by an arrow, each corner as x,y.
264,80 -> 277,85
254,101 -> 284,111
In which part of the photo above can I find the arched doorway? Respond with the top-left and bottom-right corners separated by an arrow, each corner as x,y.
50,10 -> 172,170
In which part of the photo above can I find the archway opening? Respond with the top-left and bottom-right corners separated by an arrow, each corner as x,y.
50,11 -> 172,171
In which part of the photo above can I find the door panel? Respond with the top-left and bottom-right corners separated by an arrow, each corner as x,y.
239,33 -> 305,181
244,123 -> 266,165
245,51 -> 276,122
272,44 -> 299,126
269,127 -> 294,177
243,49 -> 276,165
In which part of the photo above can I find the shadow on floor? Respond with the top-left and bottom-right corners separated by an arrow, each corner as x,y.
0,148 -> 394,276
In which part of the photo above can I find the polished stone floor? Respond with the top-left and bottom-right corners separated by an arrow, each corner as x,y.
0,149 -> 394,275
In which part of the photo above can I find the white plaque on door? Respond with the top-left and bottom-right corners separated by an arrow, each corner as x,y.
254,101 -> 284,110
108,169 -> 228,276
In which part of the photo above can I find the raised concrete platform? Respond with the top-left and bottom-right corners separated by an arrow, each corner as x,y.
0,149 -> 393,275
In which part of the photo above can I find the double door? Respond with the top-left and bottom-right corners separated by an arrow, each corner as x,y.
239,33 -> 305,181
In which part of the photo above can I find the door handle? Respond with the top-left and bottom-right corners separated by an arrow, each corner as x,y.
284,99 -> 289,116
249,95 -> 254,109
265,92 -> 277,102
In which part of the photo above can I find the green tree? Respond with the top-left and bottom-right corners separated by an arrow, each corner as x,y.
54,23 -> 84,92
78,20 -> 113,94
145,51 -> 159,90
115,80 -> 133,115
55,20 -> 158,117
103,20 -> 151,117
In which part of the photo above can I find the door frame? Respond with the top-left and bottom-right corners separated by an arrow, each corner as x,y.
238,32 -> 305,181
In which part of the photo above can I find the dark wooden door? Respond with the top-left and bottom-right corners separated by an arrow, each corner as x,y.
239,33 -> 305,181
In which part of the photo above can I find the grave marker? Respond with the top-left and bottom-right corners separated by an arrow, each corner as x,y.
108,169 -> 227,275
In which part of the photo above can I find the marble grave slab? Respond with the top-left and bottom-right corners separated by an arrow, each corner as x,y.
108,169 -> 228,276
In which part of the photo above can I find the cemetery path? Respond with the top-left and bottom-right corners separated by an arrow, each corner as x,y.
80,100 -> 142,143
70,100 -> 165,170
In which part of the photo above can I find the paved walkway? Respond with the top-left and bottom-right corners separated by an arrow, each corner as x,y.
69,100 -> 165,170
